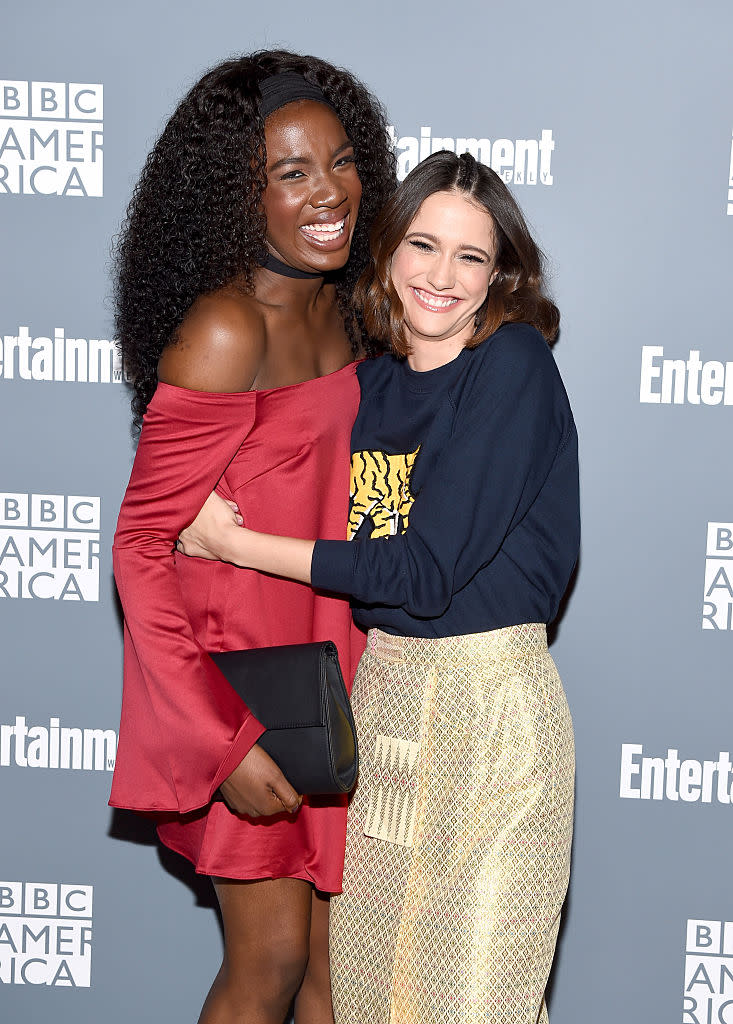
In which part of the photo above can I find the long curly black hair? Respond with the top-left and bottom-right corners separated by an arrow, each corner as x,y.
115,50 -> 397,427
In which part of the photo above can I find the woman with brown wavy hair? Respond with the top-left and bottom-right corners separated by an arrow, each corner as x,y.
179,149 -> 579,1023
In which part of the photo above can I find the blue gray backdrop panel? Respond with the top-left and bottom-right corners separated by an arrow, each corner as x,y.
1,2 -> 731,1021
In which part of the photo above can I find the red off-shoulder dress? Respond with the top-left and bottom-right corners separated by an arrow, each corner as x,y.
109,362 -> 365,891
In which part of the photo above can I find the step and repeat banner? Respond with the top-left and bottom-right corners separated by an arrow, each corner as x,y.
1,1 -> 731,1021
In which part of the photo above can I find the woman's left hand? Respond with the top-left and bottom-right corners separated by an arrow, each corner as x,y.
177,491 -> 243,562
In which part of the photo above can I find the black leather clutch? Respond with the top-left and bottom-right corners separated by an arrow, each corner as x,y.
211,641 -> 358,796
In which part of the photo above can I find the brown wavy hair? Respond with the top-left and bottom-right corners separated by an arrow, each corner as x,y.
354,150 -> 559,355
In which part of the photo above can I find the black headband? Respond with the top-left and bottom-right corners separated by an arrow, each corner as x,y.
258,71 -> 336,120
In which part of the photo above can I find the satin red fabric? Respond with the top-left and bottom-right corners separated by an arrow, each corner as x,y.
110,363 -> 365,889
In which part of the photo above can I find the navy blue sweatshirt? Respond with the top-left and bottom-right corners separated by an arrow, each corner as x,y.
311,323 -> 579,638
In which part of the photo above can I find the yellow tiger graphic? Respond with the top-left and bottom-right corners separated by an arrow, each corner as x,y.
348,447 -> 420,540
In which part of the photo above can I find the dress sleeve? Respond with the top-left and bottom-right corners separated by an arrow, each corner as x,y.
110,383 -> 265,814
311,332 -> 574,619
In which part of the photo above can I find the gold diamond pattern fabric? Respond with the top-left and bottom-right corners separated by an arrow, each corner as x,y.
330,624 -> 574,1024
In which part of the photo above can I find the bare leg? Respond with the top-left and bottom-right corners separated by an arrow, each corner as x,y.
198,877 -> 312,1024
293,888 -> 333,1024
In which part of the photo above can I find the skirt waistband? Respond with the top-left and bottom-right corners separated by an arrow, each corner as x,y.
366,623 -> 548,664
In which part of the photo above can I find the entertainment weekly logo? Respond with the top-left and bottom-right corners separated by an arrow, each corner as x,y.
387,125 -> 554,185
619,744 -> 733,804
0,882 -> 93,986
0,716 -> 116,772
639,347 -> 733,405
684,920 -> 733,1023
0,81 -> 103,196
0,326 -> 128,383
0,493 -> 101,601
703,524 -> 733,631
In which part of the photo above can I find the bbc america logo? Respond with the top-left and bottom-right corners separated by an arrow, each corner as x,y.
0,80 -> 103,197
684,920 -> 733,1023
0,493 -> 101,601
388,125 -> 554,185
0,326 -> 128,383
703,523 -> 733,631
0,881 -> 93,986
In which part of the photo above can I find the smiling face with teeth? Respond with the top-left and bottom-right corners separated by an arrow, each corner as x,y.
389,190 -> 498,370
261,99 -> 362,275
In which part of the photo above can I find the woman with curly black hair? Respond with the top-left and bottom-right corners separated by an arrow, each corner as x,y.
109,51 -> 396,1024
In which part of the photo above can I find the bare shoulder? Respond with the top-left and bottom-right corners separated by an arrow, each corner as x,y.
158,290 -> 266,392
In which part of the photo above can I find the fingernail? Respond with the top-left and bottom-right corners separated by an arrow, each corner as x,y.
235,516 -> 243,525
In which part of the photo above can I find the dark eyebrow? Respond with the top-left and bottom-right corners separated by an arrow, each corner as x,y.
405,231 -> 492,261
269,139 -> 354,173
332,140 -> 355,158
269,156 -> 306,171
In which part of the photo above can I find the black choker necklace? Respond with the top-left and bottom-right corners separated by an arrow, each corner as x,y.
261,252 -> 323,280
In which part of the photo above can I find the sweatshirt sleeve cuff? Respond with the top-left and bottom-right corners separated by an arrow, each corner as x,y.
210,712 -> 266,798
311,538 -> 357,596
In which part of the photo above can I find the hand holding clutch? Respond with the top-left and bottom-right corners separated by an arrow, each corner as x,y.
220,743 -> 303,817
212,641 -> 358,796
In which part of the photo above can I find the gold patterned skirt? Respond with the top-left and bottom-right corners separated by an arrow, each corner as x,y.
329,624 -> 574,1024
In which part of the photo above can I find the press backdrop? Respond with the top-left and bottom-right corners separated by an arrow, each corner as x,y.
1,2 -> 732,1021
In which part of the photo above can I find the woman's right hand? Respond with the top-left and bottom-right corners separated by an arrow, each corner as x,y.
177,491 -> 243,562
219,743 -> 302,817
